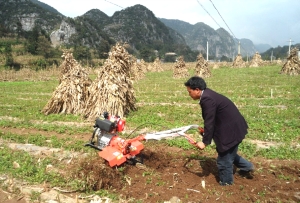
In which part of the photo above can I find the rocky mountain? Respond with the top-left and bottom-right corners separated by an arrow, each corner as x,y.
237,38 -> 258,56
159,18 -> 258,59
69,5 -> 194,60
0,0 -> 266,62
0,0 -> 197,61
0,0 -> 63,33
30,0 -> 62,15
104,5 -> 186,49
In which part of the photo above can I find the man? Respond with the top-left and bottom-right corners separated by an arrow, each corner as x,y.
184,76 -> 254,186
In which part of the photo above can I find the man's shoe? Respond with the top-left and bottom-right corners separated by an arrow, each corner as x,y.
237,168 -> 255,179
219,181 -> 233,186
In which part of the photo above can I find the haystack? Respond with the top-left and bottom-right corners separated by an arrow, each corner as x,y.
280,47 -> 300,75
232,54 -> 246,68
140,59 -> 147,71
42,50 -> 91,115
276,58 -> 283,65
249,52 -> 264,67
150,57 -> 163,72
84,43 -> 136,120
194,54 -> 211,78
212,62 -> 219,69
58,50 -> 76,83
130,57 -> 146,81
173,56 -> 189,79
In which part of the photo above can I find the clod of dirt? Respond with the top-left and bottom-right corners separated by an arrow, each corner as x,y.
68,156 -> 123,191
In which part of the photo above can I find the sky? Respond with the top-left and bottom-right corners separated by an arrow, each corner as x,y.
38,0 -> 300,47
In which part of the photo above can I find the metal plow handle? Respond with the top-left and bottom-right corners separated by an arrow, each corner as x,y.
144,125 -> 199,140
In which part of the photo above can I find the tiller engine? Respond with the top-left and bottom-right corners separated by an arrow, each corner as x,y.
85,113 -> 203,167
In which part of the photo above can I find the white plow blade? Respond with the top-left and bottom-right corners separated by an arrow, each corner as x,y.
144,125 -> 199,140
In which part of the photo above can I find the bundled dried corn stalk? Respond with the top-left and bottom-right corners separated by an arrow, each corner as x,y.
58,49 -> 77,83
130,57 -> 146,81
151,57 -> 163,72
280,48 -> 300,75
249,52 -> 264,67
194,54 -> 211,78
212,62 -> 219,69
155,57 -> 163,72
221,62 -> 231,67
146,64 -> 152,71
140,59 -> 147,72
84,43 -> 136,120
173,56 -> 189,79
276,58 -> 283,65
231,54 -> 246,68
42,50 -> 91,115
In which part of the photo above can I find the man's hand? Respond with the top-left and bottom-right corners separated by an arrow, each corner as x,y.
196,141 -> 206,150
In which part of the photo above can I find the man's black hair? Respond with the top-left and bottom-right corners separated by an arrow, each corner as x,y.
184,76 -> 207,90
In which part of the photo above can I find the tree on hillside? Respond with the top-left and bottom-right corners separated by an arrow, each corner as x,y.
37,36 -> 52,58
73,46 -> 91,65
0,24 -> 9,37
4,42 -> 13,67
220,55 -> 230,62
16,21 -> 23,39
139,47 -> 156,62
97,40 -> 110,59
25,27 -> 39,54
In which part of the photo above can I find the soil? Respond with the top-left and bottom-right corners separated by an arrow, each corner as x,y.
0,127 -> 300,203
0,190 -> 26,203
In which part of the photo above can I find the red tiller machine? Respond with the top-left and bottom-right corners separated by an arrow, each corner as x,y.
85,112 -> 203,167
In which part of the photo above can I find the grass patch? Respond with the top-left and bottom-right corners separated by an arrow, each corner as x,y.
0,145 -> 65,185
0,131 -> 91,152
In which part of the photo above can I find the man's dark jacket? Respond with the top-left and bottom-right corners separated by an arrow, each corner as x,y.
200,88 -> 248,152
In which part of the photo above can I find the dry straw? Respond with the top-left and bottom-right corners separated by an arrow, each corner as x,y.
232,54 -> 246,68
130,57 -> 146,81
194,54 -> 211,78
83,43 -> 136,120
249,52 -> 264,67
280,47 -> 300,75
173,56 -> 189,79
148,57 -> 163,72
42,49 -> 91,115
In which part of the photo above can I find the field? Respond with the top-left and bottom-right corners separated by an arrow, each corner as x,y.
0,64 -> 299,203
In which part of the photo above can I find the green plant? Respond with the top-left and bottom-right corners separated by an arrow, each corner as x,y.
0,146 -> 65,185
29,191 -> 41,202
166,137 -> 195,150
155,181 -> 165,186
0,132 -> 90,153
258,190 -> 266,197
146,177 -> 152,184
117,166 -> 126,172
94,190 -> 119,201
239,141 -> 257,158
142,171 -> 153,177
256,145 -> 300,160
277,174 -> 290,181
